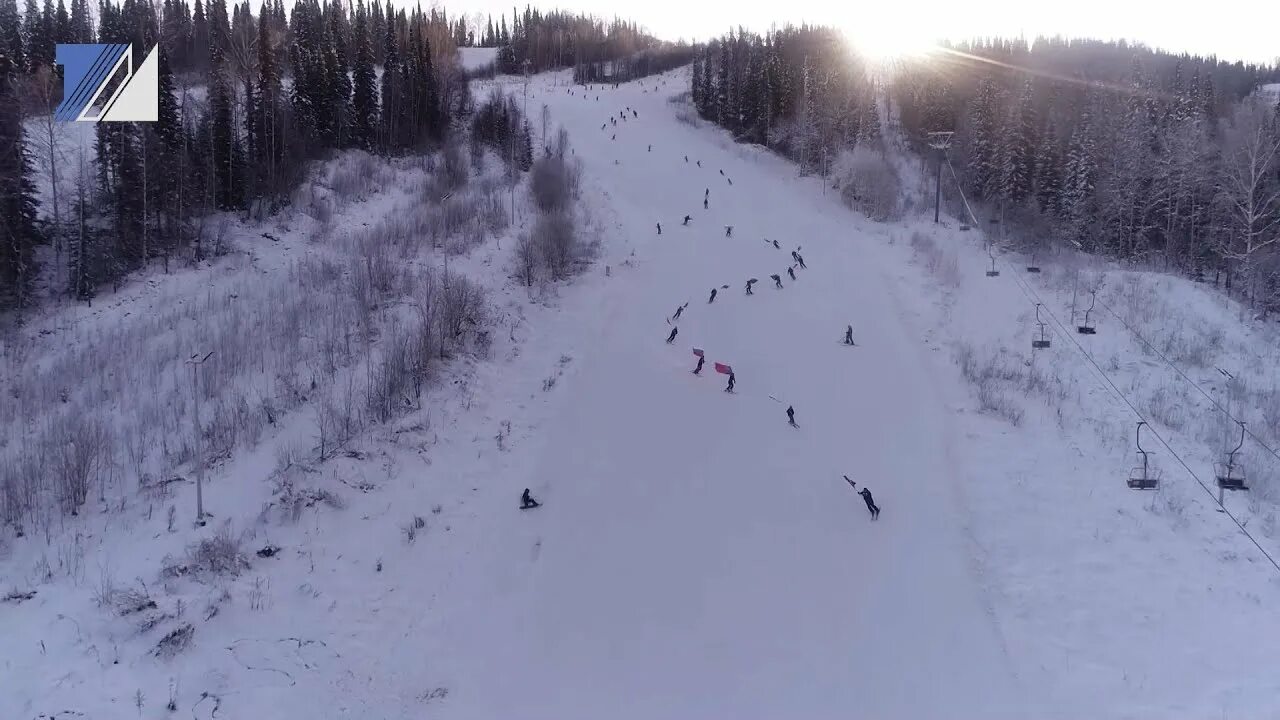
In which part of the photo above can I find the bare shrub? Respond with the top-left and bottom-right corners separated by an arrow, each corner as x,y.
114,583 -> 158,616
403,515 -> 426,544
529,143 -> 579,214
53,413 -> 112,514
954,343 -> 1026,425
533,212 -> 579,281
835,147 -> 903,221
909,230 -> 962,288
514,233 -> 538,286
183,524 -> 248,579
1144,384 -> 1187,430
440,139 -> 469,192
154,624 -> 194,659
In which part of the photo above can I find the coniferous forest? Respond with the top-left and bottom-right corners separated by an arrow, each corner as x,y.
693,29 -> 1280,313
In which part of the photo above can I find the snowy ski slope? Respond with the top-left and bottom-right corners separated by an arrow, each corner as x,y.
431,71 -> 1026,718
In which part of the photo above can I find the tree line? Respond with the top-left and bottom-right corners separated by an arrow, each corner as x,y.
0,0 -> 471,312
690,26 -> 882,173
893,38 -> 1280,310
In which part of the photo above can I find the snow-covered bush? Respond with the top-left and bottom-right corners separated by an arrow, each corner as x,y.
834,147 -> 903,221
529,133 -> 580,214
909,230 -> 962,288
533,212 -> 579,281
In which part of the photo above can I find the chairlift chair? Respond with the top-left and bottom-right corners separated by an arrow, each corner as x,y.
986,245 -> 1000,277
1127,421 -> 1159,490
1077,290 -> 1098,334
1214,421 -> 1248,491
1031,304 -> 1051,349
960,223 -> 971,232
1026,248 -> 1041,273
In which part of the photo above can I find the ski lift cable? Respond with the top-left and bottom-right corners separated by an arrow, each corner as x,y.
943,156 -> 1280,576
1094,298 -> 1280,466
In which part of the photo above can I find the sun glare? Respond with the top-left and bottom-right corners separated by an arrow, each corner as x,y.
842,12 -> 940,61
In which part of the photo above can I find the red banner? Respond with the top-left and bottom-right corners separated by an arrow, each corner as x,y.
715,363 -> 733,375
692,348 -> 704,357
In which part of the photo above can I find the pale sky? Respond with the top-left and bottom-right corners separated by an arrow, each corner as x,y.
444,0 -> 1280,65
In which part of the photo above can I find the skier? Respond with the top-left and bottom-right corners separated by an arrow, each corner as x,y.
633,110 -> 638,118
786,405 -> 796,427
685,155 -> 689,163
858,487 -> 880,519
648,144 -> 652,152
612,134 -> 616,140
787,266 -> 797,281
673,304 -> 685,320
705,188 -> 709,198
725,372 -> 735,393
697,160 -> 702,167
844,325 -> 855,345
704,198 -> 709,210
656,222 -> 662,235
693,355 -> 705,374
725,226 -> 733,238
708,288 -> 718,303
791,250 -> 801,263
727,178 -> 733,185
745,278 -> 756,295
772,239 -> 780,249
719,169 -> 724,176
666,327 -> 678,344
683,215 -> 692,226
771,274 -> 783,289
520,488 -> 541,510
796,253 -> 806,269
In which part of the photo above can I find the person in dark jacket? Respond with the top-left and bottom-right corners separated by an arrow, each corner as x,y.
683,215 -> 692,226
787,266 -> 797,281
725,372 -> 735,392
697,160 -> 702,167
666,327 -> 678,343
791,250 -> 801,263
693,355 -> 705,374
786,405 -> 796,426
745,279 -> 756,295
725,226 -> 733,238
521,488 -> 541,509
708,288 -> 718,303
772,239 -> 780,249
796,253 -> 806,269
858,487 -> 880,519
704,198 -> 709,210
772,274 -> 783,289
844,325 -> 855,345
673,304 -> 685,320
656,222 -> 662,235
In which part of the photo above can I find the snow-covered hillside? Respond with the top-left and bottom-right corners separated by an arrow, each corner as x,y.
6,65 -> 1280,720
458,46 -> 498,72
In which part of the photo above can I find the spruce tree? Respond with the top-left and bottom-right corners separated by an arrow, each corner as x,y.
379,2 -> 400,150
351,0 -> 378,149
0,52 -> 43,309
0,0 -> 24,70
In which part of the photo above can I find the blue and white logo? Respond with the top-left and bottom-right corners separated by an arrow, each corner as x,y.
54,43 -> 159,122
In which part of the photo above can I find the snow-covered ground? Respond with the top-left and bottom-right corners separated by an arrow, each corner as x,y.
6,64 -> 1280,720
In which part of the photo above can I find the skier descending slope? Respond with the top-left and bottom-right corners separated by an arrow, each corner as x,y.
672,304 -> 685,321
845,325 -> 855,346
683,215 -> 692,226
704,198 -> 709,210
788,266 -> 797,281
858,487 -> 880,519
745,278 -> 756,295
692,349 -> 705,375
656,222 -> 662,235
725,226 -> 733,238
786,405 -> 797,427
666,327 -> 678,344
708,288 -> 718,304
772,274 -> 783,289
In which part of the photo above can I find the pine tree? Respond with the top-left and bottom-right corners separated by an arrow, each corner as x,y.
0,52 -> 43,309
22,0 -> 43,69
206,0 -> 240,209
0,0 -> 24,70
1033,122 -> 1063,216
379,2 -> 400,150
999,79 -> 1035,204
54,0 -> 68,42
966,75 -> 1001,199
327,2 -> 352,147
351,0 -> 377,149
1062,104 -> 1098,248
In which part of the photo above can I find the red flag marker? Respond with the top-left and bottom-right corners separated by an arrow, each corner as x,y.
715,362 -> 733,375
692,348 -> 704,357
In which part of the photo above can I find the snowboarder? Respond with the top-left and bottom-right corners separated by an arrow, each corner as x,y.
725,372 -> 735,393
719,169 -> 724,176
787,266 -> 797,281
520,488 -> 541,510
693,355 -> 705,374
858,487 -> 880,519
683,215 -> 692,226
656,222 -> 662,235
772,274 -> 783,289
745,279 -> 756,295
725,226 -> 733,238
666,327 -> 678,344
844,325 -> 855,345
703,198 -> 709,210
786,405 -> 796,427
772,239 -> 780,249
708,288 -> 718,303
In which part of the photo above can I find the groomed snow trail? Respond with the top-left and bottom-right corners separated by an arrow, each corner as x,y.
439,70 -> 1027,718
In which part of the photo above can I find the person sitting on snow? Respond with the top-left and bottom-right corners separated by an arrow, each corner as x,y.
521,488 -> 541,509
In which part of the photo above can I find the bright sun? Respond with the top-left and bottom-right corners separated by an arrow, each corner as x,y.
843,16 -> 939,61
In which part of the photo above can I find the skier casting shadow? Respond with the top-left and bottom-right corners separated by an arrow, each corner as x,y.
786,405 -> 797,427
520,488 -> 541,510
